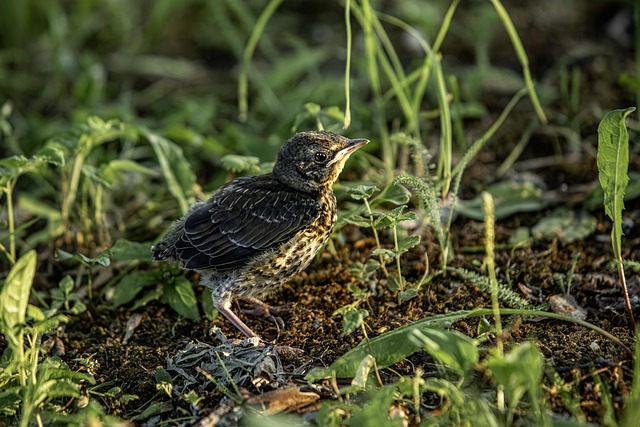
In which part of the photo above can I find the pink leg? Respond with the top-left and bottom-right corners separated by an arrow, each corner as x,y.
213,297 -> 258,339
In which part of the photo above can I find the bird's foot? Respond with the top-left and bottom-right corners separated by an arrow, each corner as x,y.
239,296 -> 291,330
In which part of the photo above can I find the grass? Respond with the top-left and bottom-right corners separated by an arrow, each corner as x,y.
0,0 -> 638,425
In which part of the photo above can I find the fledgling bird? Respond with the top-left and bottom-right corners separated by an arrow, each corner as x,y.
151,131 -> 368,338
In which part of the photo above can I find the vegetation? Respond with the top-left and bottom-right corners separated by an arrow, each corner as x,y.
1,0 -> 638,425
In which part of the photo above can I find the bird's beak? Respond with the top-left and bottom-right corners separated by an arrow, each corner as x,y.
329,138 -> 369,165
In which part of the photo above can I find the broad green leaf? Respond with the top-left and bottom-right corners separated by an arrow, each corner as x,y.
585,172 -> 640,211
597,107 -> 635,259
131,287 -> 164,311
142,127 -> 196,214
0,250 -> 36,347
455,181 -> 547,220
370,183 -> 411,207
109,239 -> 153,262
485,342 -> 543,411
410,328 -> 478,377
305,310 -> 477,381
162,277 -> 200,321
110,271 -> 161,307
531,209 -> 597,243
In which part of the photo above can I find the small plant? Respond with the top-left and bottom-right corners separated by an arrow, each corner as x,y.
0,251 -> 96,426
597,107 -> 636,328
345,185 -> 424,301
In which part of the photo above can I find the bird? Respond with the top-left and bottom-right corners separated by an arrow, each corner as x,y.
151,131 -> 368,338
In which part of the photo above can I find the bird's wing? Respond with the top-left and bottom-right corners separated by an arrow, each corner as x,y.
173,177 -> 321,270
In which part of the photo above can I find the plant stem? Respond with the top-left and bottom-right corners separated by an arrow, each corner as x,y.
392,224 -> 404,291
618,261 -> 636,329
482,192 -> 503,358
5,182 -> 16,262
237,0 -> 283,121
363,197 -> 388,276
343,0 -> 352,129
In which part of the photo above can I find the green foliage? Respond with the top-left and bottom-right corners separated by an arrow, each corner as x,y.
597,107 -> 636,327
221,154 -> 261,174
532,209 -> 597,243
597,107 -> 634,260
485,343 -> 545,426
345,186 -> 423,301
0,251 -> 96,426
455,180 -> 547,220
306,311 -> 479,381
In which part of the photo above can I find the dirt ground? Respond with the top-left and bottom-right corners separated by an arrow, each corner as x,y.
61,190 -> 639,424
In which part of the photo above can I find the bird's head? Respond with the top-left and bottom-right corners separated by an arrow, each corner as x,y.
273,131 -> 368,192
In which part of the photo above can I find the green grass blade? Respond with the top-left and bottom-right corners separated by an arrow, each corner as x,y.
489,0 -> 547,124
141,128 -> 196,215
237,0 -> 283,121
597,107 -> 635,260
0,250 -> 36,348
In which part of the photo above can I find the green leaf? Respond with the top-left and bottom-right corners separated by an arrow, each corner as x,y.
201,288 -> 217,321
99,159 -> 159,185
387,272 -> 404,292
110,271 -> 161,307
345,386 -> 403,427
369,183 -> 411,207
162,277 -> 200,321
220,154 -> 261,174
131,288 -> 164,311
371,248 -> 395,260
56,248 -> 111,267
398,288 -> 418,300
109,239 -> 153,262
531,209 -> 597,243
305,311 -> 476,381
348,185 -> 379,201
0,250 -> 36,347
455,181 -> 546,220
485,342 -> 543,410
35,146 -> 65,167
397,235 -> 420,253
59,275 -> 74,294
410,328 -> 478,377
340,308 -> 369,337
142,127 -> 196,214
597,107 -> 635,259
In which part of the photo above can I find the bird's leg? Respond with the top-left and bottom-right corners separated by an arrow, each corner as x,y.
213,296 -> 259,339
239,296 -> 291,329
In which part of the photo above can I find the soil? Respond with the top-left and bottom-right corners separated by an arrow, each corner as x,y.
59,195 -> 640,425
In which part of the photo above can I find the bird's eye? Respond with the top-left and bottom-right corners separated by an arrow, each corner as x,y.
314,151 -> 328,163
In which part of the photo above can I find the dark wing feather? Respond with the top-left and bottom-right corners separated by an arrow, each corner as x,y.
173,176 -> 321,270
